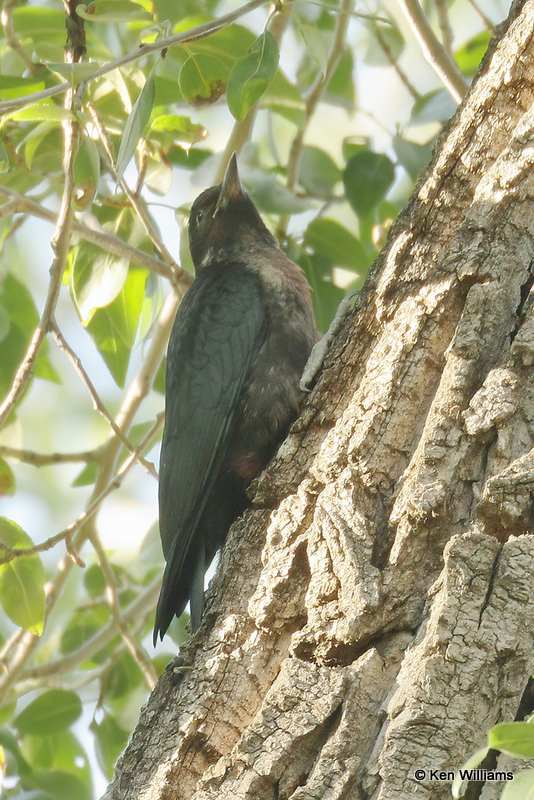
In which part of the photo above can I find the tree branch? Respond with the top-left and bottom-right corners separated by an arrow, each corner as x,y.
0,185 -> 182,283
0,288 -> 178,704
50,323 -> 158,479
0,444 -> 99,466
395,0 -> 469,102
87,103 -> 176,268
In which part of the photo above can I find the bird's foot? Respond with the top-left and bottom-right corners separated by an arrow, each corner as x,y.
299,290 -> 359,391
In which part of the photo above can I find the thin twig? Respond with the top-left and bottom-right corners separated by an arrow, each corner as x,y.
0,64 -> 81,428
372,19 -> 420,100
217,6 -> 291,181
87,103 -> 176,267
395,0 -> 468,103
89,530 -> 157,689
433,0 -> 453,54
0,530 -> 78,565
0,0 -> 42,75
0,185 -> 182,283
50,323 -> 158,479
278,0 -> 354,240
466,0 -> 494,29
18,578 -> 160,682
0,444 -> 99,466
0,0 -> 272,115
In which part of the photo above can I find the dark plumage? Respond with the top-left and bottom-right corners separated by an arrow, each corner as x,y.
153,155 -> 317,643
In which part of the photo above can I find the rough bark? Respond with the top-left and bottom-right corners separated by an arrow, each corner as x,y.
102,2 -> 534,798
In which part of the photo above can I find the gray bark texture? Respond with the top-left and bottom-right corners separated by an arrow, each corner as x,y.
103,2 -> 534,798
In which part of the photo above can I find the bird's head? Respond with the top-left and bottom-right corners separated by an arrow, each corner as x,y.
188,154 -> 276,271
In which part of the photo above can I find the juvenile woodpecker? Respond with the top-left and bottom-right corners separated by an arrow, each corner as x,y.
154,155 -> 317,643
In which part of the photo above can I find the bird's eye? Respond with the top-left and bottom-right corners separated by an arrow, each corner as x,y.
195,209 -> 205,225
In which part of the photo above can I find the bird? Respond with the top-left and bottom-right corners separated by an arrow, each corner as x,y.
153,154 -> 318,644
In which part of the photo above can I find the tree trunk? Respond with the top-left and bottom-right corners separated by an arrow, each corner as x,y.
102,3 -> 534,798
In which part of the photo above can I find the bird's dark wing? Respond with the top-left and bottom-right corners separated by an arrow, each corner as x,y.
154,264 -> 267,642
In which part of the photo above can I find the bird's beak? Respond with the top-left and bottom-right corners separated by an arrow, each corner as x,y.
214,153 -> 243,216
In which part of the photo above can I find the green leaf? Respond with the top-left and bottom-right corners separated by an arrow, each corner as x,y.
0,273 -> 61,395
247,170 -> 312,216
45,62 -> 100,83
227,32 -> 279,121
261,70 -> 306,126
305,218 -> 369,270
451,746 -> 489,799
15,690 -> 82,736
0,458 -> 15,496
488,722 -> 534,758
8,101 -> 75,123
144,155 -> 173,195
71,462 -> 98,487
501,769 -> 534,800
86,268 -> 148,387
90,714 -> 129,779
73,136 -> 101,209
363,20 -> 404,66
71,243 -> 129,324
178,53 -> 227,106
0,518 -> 45,635
12,6 -> 65,40
60,606 -> 114,665
299,147 -> 341,197
455,30 -> 491,76
150,114 -> 207,144
393,134 -> 432,181
77,0 -> 152,22
325,48 -> 355,109
411,89 -> 457,125
116,76 -> 155,181
343,151 -> 395,216
20,730 -> 90,784
0,76 -> 46,101
32,769 -> 91,800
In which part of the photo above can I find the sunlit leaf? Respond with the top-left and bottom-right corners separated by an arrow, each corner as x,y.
455,30 -> 490,76
12,6 -> 65,39
8,101 -> 75,123
0,76 -> 46,100
116,76 -> 155,181
451,746 -> 489,798
488,722 -> 534,758
501,770 -> 534,800
0,518 -> 45,634
71,243 -> 129,324
227,32 -> 279,121
73,136 -> 101,209
46,61 -> 100,83
179,53 -> 227,106
77,0 -> 152,22
150,114 -> 207,144
86,268 -> 148,386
